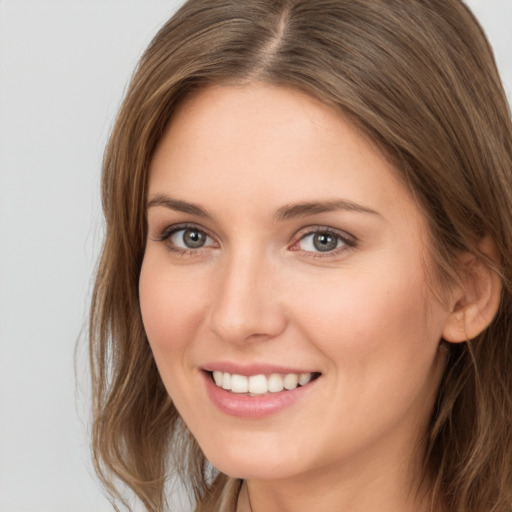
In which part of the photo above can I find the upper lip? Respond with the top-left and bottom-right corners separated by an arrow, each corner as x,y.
201,362 -> 319,376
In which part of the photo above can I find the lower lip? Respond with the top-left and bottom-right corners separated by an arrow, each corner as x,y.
202,371 -> 318,419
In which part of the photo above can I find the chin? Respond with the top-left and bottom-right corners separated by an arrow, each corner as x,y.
211,458 -> 295,481
200,436 -> 304,481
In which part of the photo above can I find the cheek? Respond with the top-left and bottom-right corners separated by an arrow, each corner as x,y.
290,261 -> 446,378
287,267 -> 448,449
139,256 -> 208,368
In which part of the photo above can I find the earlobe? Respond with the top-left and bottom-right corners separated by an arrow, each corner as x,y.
442,241 -> 502,343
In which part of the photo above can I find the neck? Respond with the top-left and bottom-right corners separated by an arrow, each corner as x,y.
238,476 -> 432,512
236,443 -> 435,512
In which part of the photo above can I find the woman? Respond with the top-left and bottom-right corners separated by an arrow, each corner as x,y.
89,1 -> 512,511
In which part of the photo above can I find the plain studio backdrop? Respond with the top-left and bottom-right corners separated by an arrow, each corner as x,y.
0,1 -> 511,511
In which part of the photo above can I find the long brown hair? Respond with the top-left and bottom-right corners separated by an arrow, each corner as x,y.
89,1 -> 512,510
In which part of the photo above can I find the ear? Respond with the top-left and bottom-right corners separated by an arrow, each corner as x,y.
442,238 -> 502,343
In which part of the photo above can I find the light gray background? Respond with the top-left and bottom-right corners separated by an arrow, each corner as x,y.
0,1 -> 511,511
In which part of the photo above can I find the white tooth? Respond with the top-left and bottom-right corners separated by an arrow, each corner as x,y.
231,374 -> 249,393
213,371 -> 223,386
284,373 -> 299,390
222,372 -> 231,390
248,374 -> 268,394
268,373 -> 284,393
299,373 -> 312,386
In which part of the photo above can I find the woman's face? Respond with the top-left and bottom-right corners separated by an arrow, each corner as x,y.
140,83 -> 451,482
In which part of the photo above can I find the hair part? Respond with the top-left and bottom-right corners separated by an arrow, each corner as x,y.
89,1 -> 512,510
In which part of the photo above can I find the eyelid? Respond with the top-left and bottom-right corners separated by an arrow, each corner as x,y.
152,222 -> 356,257
290,225 -> 357,255
154,222 -> 218,253
154,222 -> 210,240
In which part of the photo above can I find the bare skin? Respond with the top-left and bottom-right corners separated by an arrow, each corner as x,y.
140,83 -> 460,512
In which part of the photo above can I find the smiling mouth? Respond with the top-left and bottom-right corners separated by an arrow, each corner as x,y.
207,370 -> 321,396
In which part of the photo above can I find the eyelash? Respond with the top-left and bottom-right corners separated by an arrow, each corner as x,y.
291,226 -> 357,258
155,223 -> 216,257
154,223 -> 357,258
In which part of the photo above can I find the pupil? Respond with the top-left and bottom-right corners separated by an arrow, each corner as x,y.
184,229 -> 206,248
313,233 -> 337,252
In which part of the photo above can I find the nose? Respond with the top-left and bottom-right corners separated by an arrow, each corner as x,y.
208,250 -> 287,344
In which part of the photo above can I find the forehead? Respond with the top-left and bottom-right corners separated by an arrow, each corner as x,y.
149,83 -> 410,211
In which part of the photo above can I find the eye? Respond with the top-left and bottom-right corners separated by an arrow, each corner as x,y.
161,226 -> 216,251
294,228 -> 355,254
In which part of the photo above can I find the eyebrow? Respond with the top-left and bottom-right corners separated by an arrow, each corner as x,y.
146,194 -> 380,220
274,199 -> 380,220
146,194 -> 214,218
